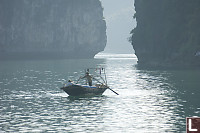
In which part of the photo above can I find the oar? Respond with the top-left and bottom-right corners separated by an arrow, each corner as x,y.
107,87 -> 119,95
93,78 -> 119,95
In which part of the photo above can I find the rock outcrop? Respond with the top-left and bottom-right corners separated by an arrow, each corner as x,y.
0,0 -> 106,59
131,0 -> 200,67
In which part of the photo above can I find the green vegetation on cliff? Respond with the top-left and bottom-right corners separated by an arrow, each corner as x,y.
131,0 -> 200,67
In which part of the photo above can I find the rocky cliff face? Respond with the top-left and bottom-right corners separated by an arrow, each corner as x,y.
0,0 -> 106,59
131,0 -> 200,67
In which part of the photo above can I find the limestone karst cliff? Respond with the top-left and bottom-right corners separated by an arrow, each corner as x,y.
0,0 -> 106,59
131,0 -> 200,67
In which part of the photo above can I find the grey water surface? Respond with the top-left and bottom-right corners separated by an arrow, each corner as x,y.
0,53 -> 199,132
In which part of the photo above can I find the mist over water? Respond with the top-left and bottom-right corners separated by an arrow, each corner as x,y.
100,0 -> 135,53
0,53 -> 200,132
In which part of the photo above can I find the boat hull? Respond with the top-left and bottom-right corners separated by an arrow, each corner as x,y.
61,85 -> 107,96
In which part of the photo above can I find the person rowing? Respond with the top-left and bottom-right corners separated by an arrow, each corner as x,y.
79,72 -> 93,86
82,72 -> 93,86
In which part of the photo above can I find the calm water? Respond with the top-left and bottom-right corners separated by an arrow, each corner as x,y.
0,53 -> 200,132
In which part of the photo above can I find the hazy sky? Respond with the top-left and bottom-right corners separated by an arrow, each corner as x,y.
100,0 -> 136,53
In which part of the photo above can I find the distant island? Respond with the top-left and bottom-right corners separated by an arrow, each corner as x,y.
0,0 -> 106,59
131,0 -> 200,67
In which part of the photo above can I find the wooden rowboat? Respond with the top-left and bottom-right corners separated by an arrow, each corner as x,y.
60,84 -> 108,96
61,68 -> 118,96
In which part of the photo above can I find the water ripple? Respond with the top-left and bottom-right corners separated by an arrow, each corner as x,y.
0,55 -> 199,132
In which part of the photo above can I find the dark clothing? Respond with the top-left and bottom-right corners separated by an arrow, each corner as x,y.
88,81 -> 92,86
82,74 -> 93,86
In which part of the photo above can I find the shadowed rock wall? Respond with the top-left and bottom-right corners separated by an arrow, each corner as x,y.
131,0 -> 200,67
0,0 -> 106,59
